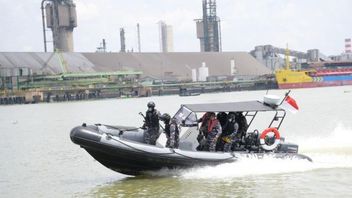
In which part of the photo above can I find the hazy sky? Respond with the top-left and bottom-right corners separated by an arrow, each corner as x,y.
0,0 -> 351,55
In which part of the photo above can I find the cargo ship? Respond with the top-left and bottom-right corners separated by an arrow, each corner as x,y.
275,48 -> 352,89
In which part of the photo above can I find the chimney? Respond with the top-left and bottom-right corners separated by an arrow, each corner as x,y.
345,38 -> 351,53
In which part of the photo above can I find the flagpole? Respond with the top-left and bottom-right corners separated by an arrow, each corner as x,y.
279,90 -> 291,105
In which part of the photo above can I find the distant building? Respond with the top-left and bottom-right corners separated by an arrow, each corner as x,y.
158,21 -> 174,52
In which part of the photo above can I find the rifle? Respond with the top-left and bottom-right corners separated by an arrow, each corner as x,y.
139,112 -> 165,131
139,112 -> 146,120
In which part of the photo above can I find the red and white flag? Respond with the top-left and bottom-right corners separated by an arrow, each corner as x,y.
280,96 -> 299,113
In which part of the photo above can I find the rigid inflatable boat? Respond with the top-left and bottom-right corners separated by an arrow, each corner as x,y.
70,94 -> 311,176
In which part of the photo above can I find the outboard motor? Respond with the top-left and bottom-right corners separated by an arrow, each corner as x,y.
244,130 -> 260,151
277,142 -> 299,153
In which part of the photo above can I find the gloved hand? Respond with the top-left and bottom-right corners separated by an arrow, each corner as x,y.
230,133 -> 237,140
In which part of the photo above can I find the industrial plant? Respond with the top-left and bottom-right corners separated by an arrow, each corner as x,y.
1,0 -> 351,105
195,0 -> 221,52
41,0 -> 77,52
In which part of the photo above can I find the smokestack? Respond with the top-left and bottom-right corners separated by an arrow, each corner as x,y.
102,39 -> 106,52
120,28 -> 126,52
158,21 -> 174,52
345,38 -> 351,53
96,39 -> 106,52
137,23 -> 141,52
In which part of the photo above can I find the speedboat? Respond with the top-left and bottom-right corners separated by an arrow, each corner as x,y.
70,93 -> 311,176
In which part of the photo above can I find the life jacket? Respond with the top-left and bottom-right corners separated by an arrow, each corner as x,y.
207,119 -> 219,133
145,109 -> 159,128
222,121 -> 236,136
217,112 -> 228,127
236,115 -> 248,133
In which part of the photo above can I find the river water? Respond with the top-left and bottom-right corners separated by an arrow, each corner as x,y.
1,86 -> 352,197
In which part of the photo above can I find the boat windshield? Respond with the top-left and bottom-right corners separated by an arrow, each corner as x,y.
173,106 -> 198,126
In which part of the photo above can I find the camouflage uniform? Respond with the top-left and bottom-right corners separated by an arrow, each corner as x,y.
143,108 -> 161,145
205,118 -> 222,152
196,112 -> 211,150
165,118 -> 180,148
222,121 -> 239,152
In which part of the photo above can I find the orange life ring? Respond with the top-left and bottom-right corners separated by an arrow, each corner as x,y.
259,128 -> 281,151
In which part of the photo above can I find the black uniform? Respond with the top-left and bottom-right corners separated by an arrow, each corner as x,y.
235,112 -> 248,140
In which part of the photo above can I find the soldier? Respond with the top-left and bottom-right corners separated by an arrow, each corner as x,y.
205,112 -> 222,152
196,112 -> 212,151
222,112 -> 239,152
161,113 -> 180,148
215,112 -> 228,151
143,101 -> 161,145
235,111 -> 248,140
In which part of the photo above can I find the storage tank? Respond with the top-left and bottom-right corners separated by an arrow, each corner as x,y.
198,62 -> 209,82
230,59 -> 237,75
191,69 -> 197,82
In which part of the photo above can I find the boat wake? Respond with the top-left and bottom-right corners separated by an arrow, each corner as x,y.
297,123 -> 352,152
144,153 -> 352,179
145,124 -> 352,179
181,156 -> 314,179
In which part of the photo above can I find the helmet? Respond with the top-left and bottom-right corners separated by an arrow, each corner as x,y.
209,112 -> 216,117
147,101 -> 155,108
228,112 -> 236,121
235,111 -> 243,116
217,112 -> 227,120
161,113 -> 171,121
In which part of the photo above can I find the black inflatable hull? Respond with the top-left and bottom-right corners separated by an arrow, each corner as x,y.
70,125 -> 311,176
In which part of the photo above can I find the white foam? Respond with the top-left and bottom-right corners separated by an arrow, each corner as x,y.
179,153 -> 352,179
144,151 -> 352,179
180,156 -> 314,179
297,123 -> 352,151
144,123 -> 352,179
305,153 -> 352,169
